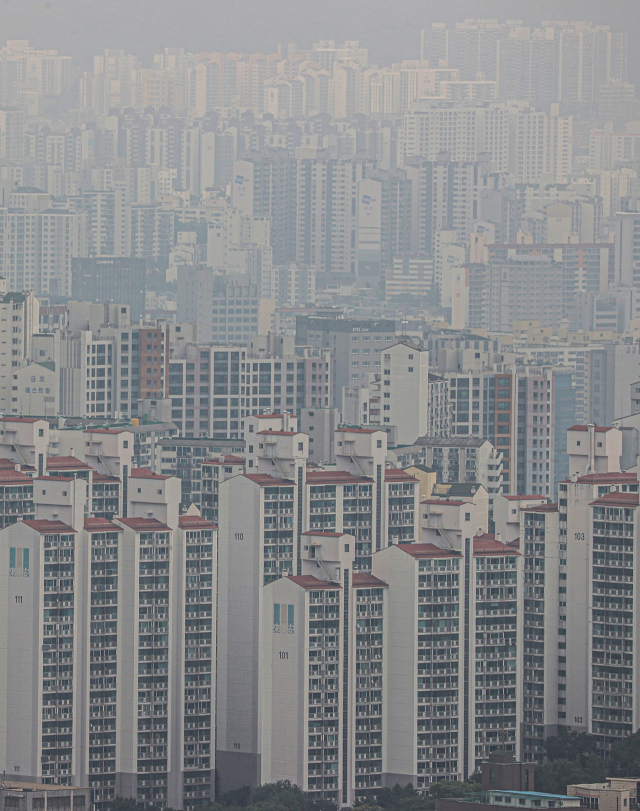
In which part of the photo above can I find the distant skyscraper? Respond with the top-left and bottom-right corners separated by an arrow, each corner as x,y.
233,150 -> 297,265
0,107 -> 25,163
295,153 -> 372,276
405,155 -> 483,255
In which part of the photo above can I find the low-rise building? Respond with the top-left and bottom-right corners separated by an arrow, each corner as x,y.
0,781 -> 92,811
567,780 -> 640,811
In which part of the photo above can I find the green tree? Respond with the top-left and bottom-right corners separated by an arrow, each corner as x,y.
544,728 -> 599,767
373,783 -> 433,811
211,781 -> 338,811
428,782 -> 476,800
608,729 -> 640,776
108,798 -> 141,811
535,759 -> 594,795
216,787 -> 252,808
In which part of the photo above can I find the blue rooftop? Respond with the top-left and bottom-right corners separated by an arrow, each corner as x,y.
493,794 -> 576,800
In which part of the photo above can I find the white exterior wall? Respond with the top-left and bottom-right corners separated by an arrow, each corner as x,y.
260,578 -> 309,788
567,427 -> 622,476
216,475 -> 273,790
562,478 -> 602,733
382,343 -> 429,446
374,546 -> 421,784
127,472 -> 180,529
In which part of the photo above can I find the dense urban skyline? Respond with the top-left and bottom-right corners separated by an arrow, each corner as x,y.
1,7 -> 640,811
0,2 -> 638,77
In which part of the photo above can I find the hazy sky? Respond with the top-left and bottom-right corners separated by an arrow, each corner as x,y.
0,0 -> 637,74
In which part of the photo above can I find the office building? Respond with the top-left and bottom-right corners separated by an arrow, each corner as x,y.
71,258 -> 147,321
295,317 -> 397,405
0,782 -> 92,810
177,271 -> 275,345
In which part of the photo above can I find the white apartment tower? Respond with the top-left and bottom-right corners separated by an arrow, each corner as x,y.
0,469 -> 217,811
260,531 -> 359,806
559,471 -> 640,754
216,419 -> 419,794
258,531 -> 524,806
342,341 -> 430,447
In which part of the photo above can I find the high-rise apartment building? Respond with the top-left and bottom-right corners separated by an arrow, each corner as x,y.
295,153 -> 373,276
232,151 -> 297,265
496,33 -> 558,111
420,20 -> 627,109
556,24 -> 627,106
127,205 -> 175,262
0,465 -> 218,809
468,257 -> 564,332
428,364 -> 554,497
166,336 -> 332,438
400,102 -> 509,170
69,190 -> 126,257
409,436 -> 503,502
258,526 -> 524,804
558,466 -> 638,751
404,156 -> 483,256
57,304 -> 167,419
0,107 -> 25,163
341,341 -> 430,446
0,206 -> 86,296
517,501 -> 562,763
259,534 -> 358,806
0,41 -> 73,105
0,290 -> 41,413
216,417 -> 424,795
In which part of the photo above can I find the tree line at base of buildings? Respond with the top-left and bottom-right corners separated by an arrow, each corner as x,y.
106,734 -> 640,811
108,776 -> 482,811
536,727 -> 640,795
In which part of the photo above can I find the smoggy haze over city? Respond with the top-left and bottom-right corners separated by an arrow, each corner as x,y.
3,0 -> 640,809
1,0 -> 638,71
